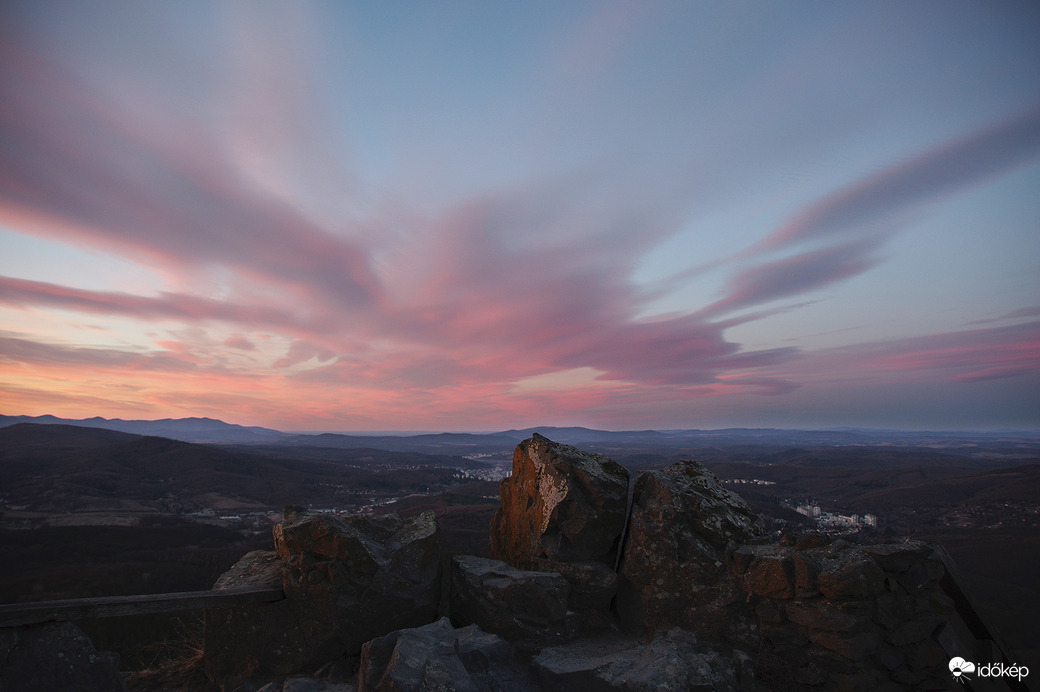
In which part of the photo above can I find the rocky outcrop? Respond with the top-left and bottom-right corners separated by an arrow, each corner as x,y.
450,555 -> 571,654
0,621 -> 125,692
730,536 -> 955,690
274,508 -> 441,637
616,459 -> 764,639
530,558 -> 618,636
205,508 -> 440,682
195,435 -> 1018,692
489,433 -> 629,569
532,629 -> 747,691
358,617 -> 537,691
213,549 -> 286,589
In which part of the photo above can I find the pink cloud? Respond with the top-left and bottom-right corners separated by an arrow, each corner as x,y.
864,323 -> 1040,383
0,35 -> 380,311
773,321 -> 1040,387
223,334 -> 256,350
0,276 -> 312,331
273,340 -> 338,369
0,333 -> 198,373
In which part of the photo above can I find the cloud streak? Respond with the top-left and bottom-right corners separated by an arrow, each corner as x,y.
0,31 -> 379,311
769,322 -> 1040,387
700,239 -> 884,318
0,276 -> 311,332
750,105 -> 1040,254
684,108 -> 1040,324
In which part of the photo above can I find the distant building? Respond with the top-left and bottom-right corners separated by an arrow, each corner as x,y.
794,503 -> 878,530
795,503 -> 822,518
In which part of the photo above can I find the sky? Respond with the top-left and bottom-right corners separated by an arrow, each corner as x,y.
1,1 -> 1038,432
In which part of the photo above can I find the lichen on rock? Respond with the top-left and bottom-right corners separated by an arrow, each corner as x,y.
489,433 -> 629,569
616,459 -> 764,639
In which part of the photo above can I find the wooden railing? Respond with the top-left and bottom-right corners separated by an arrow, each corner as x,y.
0,586 -> 284,628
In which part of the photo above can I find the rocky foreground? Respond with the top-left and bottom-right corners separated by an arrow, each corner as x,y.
2,434 -> 1007,690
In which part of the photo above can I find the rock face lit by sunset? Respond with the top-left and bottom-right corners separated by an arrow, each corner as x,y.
0,2 -> 1038,431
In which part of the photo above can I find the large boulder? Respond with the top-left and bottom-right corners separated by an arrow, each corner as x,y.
729,538 -> 961,689
212,549 -> 285,589
817,551 -> 886,601
358,617 -> 537,691
450,555 -> 570,654
205,509 -> 441,681
616,460 -> 763,638
489,433 -> 630,569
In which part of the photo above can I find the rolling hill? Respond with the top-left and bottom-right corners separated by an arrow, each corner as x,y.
0,423 -> 475,514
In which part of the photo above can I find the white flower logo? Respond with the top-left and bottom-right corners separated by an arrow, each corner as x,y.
949,657 -> 976,682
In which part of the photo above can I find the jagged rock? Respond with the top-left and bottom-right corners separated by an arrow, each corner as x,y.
744,539 -> 977,688
450,555 -> 570,654
817,551 -> 886,600
205,509 -> 440,681
895,556 -> 945,593
791,551 -> 820,597
532,628 -> 742,691
808,627 -> 882,661
872,593 -> 916,630
743,554 -> 795,599
859,539 -> 933,574
203,548 -> 297,682
756,598 -> 787,627
886,614 -> 943,646
876,645 -> 906,671
529,558 -> 619,635
616,460 -> 763,637
213,549 -> 285,589
727,544 -> 756,576
785,600 -> 870,633
794,532 -> 832,552
530,558 -> 617,613
0,621 -> 125,692
358,617 -> 537,692
277,507 -> 441,647
489,433 -> 630,568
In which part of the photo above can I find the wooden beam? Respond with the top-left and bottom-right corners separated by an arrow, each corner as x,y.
0,587 -> 284,628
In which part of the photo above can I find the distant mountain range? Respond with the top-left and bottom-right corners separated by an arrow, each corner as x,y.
0,423 -> 475,514
0,415 -> 287,443
2,414 -> 1038,453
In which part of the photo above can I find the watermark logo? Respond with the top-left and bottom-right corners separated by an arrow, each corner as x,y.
949,656 -> 1029,683
949,657 -> 975,683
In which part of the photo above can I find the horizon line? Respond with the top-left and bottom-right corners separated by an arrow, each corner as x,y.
2,413 -> 1039,437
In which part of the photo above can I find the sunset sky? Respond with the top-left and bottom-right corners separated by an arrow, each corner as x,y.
1,1 -> 1039,431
